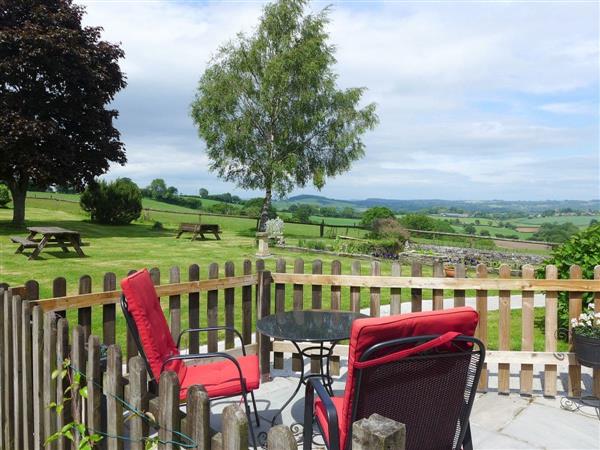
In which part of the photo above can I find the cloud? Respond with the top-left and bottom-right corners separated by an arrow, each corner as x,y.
79,0 -> 599,200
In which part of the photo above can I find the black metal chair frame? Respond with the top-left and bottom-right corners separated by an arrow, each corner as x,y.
120,294 -> 260,448
303,334 -> 485,450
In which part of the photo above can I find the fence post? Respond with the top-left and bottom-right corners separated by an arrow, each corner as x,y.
186,385 -> 210,450
568,265 -> 583,398
352,414 -> 406,450
43,312 -> 58,450
21,297 -> 34,450
31,306 -> 44,450
475,264 -> 489,392
0,288 -> 4,450
257,270 -> 272,382
106,345 -> 123,450
267,425 -> 298,450
274,258 -> 286,370
158,371 -> 180,450
55,318 -> 70,450
320,220 -> 325,237
70,325 -> 86,448
11,292 -> 23,450
544,265 -> 558,397
127,356 -> 148,450
86,335 -> 102,447
370,261 -> 381,317
292,259 -> 304,372
188,264 -> 201,354
222,404 -> 248,450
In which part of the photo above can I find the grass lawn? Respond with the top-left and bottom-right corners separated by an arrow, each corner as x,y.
1,196 -> 560,353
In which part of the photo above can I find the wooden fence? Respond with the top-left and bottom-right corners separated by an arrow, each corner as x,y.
1,259 -> 599,449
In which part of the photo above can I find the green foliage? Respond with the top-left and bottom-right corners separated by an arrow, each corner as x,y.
0,184 -> 10,207
463,224 -> 476,234
479,230 -> 490,236
292,204 -> 314,223
361,207 -> 395,229
191,0 -> 378,230
370,218 -> 409,242
141,179 -> 202,210
199,188 -> 209,198
151,221 -> 164,231
0,0 -> 126,224
80,179 -> 142,225
531,222 -> 579,243
399,213 -> 454,233
243,197 -> 277,218
539,224 -> 600,332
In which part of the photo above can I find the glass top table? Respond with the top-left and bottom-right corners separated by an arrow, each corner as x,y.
256,310 -> 367,428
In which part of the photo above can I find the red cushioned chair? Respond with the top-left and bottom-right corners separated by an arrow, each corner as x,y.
120,269 -> 260,446
303,307 -> 485,450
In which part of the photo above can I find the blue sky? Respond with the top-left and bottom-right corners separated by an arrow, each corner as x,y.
81,0 -> 599,200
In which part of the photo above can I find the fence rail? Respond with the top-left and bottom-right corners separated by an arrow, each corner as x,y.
1,258 -> 599,449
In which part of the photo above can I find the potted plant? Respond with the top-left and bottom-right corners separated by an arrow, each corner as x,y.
444,265 -> 455,278
571,304 -> 600,368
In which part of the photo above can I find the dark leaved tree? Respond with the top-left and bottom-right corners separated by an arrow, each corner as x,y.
191,0 -> 378,230
0,0 -> 126,225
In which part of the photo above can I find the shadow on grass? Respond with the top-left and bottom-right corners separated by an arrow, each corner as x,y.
0,219 -> 174,239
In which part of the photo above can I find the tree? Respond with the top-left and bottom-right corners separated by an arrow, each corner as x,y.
191,0 -> 378,230
399,213 -> 454,233
531,222 -> 579,243
145,179 -> 168,200
361,207 -> 395,229
80,178 -> 142,225
0,0 -> 126,225
463,224 -> 476,234
292,204 -> 313,223
199,188 -> 209,198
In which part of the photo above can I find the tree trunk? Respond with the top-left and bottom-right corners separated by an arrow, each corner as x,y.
8,180 -> 27,226
258,189 -> 272,232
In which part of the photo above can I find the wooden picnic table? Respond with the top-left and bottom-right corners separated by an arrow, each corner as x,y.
175,223 -> 222,241
11,226 -> 85,260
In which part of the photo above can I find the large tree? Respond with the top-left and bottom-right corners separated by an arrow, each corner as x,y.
191,0 -> 378,230
0,0 -> 126,225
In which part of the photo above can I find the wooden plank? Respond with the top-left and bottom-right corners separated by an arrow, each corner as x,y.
106,345 -> 123,450
43,313 -> 58,450
3,290 -> 14,450
593,266 -> 600,398
330,260 -> 342,376
242,260 -> 252,345
52,277 -> 67,318
498,264 -> 511,395
568,265 -> 582,398
103,273 -> 117,345
78,275 -> 92,340
127,356 -> 148,450
269,273 -> 600,291
11,292 -> 23,450
207,263 -> 219,353
188,264 -> 200,354
475,264 -> 488,392
185,385 -> 210,450
221,405 -> 248,450
544,265 -> 558,397
274,258 -> 286,370
390,262 -> 401,315
351,261 -> 361,313
85,336 -> 101,447
432,261 -> 444,311
70,325 -> 85,448
520,265 -> 535,396
169,266 -> 181,343
31,306 -> 44,450
21,298 -> 34,450
25,280 -> 39,303
257,271 -> 272,382
410,262 -> 422,313
370,261 -> 381,317
32,274 -> 259,312
224,262 -> 235,349
292,259 -> 304,372
267,425 -> 298,450
453,263 -> 466,307
55,318 -> 69,450
311,260 -> 323,373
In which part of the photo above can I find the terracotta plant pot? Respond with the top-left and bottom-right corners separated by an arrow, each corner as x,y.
444,266 -> 455,278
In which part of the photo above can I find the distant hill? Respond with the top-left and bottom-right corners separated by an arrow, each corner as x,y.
274,195 -> 600,214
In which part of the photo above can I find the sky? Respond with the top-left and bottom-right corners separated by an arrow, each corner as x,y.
80,0 -> 600,201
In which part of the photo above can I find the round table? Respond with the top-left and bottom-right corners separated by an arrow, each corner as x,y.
256,310 -> 367,426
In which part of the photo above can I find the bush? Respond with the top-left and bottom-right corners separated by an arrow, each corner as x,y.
479,230 -> 490,236
0,184 -> 11,207
80,178 -> 142,225
538,224 -> 600,333
371,218 -> 410,241
361,207 -> 396,229
291,204 -> 313,223
152,221 -> 164,231
531,222 -> 579,243
399,213 -> 454,233
333,238 -> 402,259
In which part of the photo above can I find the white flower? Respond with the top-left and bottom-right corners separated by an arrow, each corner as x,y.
590,303 -> 595,309
579,313 -> 587,320
571,318 -> 579,327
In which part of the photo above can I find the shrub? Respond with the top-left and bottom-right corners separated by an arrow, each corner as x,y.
371,218 -> 410,241
531,222 -> 579,243
361,207 -> 395,229
479,230 -> 490,236
291,204 -> 313,223
152,221 -> 164,231
399,213 -> 454,233
80,178 -> 142,225
538,224 -> 600,333
0,184 -> 11,207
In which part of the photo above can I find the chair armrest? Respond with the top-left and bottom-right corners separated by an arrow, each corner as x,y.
176,327 -> 246,353
304,379 -> 340,450
160,352 -> 247,392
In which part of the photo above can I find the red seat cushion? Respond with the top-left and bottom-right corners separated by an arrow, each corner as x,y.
333,307 -> 479,450
315,396 -> 344,445
120,269 -> 185,381
179,355 -> 260,400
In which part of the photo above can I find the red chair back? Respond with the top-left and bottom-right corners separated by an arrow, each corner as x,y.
340,307 -> 481,450
120,269 -> 186,382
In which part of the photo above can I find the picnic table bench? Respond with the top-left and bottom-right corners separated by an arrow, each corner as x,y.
175,223 -> 222,241
11,226 -> 85,260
